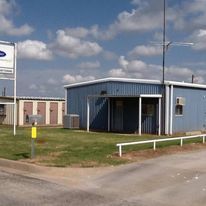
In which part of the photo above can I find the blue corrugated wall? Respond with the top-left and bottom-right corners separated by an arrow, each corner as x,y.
67,81 -> 162,131
173,86 -> 206,133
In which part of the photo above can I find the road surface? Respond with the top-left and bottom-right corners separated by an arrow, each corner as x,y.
1,149 -> 206,205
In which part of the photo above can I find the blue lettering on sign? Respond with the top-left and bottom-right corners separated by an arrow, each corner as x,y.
0,51 -> 6,57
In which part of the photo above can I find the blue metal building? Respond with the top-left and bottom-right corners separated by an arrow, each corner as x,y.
64,78 -> 206,135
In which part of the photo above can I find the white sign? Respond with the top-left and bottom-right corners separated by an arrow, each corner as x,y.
0,43 -> 15,74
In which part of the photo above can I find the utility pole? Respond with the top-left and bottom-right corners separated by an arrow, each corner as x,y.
162,0 -> 166,84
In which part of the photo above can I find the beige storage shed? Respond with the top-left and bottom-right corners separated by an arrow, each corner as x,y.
0,96 -> 65,126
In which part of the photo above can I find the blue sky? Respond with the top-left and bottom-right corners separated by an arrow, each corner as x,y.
0,0 -> 206,97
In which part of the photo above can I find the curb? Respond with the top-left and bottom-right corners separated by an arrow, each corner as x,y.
0,158 -> 44,173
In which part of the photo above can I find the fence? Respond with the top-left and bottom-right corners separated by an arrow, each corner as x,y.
116,134 -> 206,157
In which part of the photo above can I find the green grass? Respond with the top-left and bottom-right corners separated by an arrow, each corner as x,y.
0,126 -> 204,167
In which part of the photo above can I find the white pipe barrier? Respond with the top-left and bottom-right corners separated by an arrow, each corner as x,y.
116,134 -> 206,157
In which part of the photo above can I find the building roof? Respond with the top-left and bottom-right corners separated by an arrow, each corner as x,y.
64,77 -> 206,90
64,77 -> 161,88
0,96 -> 65,101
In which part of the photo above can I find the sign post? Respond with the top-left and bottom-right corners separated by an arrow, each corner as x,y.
31,125 -> 37,159
29,115 -> 42,159
0,41 -> 16,136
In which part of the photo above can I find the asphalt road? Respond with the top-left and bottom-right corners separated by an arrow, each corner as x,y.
1,150 -> 206,206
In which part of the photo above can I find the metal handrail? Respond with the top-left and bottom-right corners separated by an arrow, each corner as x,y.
116,134 -> 206,157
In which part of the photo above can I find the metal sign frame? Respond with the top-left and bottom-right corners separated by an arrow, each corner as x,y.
0,41 -> 17,136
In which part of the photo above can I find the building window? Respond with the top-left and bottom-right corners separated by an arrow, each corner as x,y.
175,105 -> 183,116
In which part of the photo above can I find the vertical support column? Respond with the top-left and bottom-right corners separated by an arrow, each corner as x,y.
87,97 -> 90,132
107,98 -> 110,132
165,85 -> 169,135
64,89 -> 67,115
13,43 -> 17,136
158,97 -> 161,136
169,85 -> 173,135
138,97 -> 142,135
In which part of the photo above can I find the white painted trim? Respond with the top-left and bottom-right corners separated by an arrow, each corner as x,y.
13,43 -> 17,136
64,89 -> 67,115
165,85 -> 169,135
169,85 -> 173,135
165,80 -> 206,89
65,77 -> 206,90
138,97 -> 142,135
140,94 -> 162,98
64,77 -> 161,88
158,97 -> 161,136
87,97 -> 90,132
46,101 -> 50,124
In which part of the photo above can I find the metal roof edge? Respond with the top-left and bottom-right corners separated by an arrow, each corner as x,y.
64,77 -> 161,88
0,96 -> 65,101
17,96 -> 65,101
165,81 -> 206,89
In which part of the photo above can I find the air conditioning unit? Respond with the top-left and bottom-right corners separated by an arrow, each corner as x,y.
176,97 -> 185,105
63,114 -> 79,129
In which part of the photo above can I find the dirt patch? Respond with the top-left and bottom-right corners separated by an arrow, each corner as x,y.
20,151 -> 64,165
114,143 -> 206,162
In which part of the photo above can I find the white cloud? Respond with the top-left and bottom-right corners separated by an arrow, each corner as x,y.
189,29 -> 206,50
118,56 -> 129,69
108,56 -> 199,83
77,61 -> 100,69
65,27 -> 89,38
52,30 -> 102,58
62,74 -> 95,84
129,45 -> 162,57
0,0 -> 33,36
17,40 -> 53,60
48,78 -> 58,85
108,68 -> 126,77
29,84 -> 38,90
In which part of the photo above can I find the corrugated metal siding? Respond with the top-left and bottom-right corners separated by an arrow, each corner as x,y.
67,81 -> 162,130
3,104 -> 15,125
173,86 -> 206,133
107,82 -> 161,96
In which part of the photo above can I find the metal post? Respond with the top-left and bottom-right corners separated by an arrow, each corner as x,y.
162,0 -> 166,84
138,97 -> 142,135
180,138 -> 183,147
158,97 -> 161,136
31,138 -> 35,158
13,43 -> 17,136
153,141 -> 156,150
203,136 -> 205,144
119,145 -> 122,157
169,85 -> 173,135
31,125 -> 37,158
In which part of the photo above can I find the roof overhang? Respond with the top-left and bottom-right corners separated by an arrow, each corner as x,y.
64,77 -> 161,89
87,94 -> 162,98
165,80 -> 206,89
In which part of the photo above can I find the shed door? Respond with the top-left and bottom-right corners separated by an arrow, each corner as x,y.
141,99 -> 157,134
24,102 -> 33,124
50,102 -> 58,124
37,102 -> 46,124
